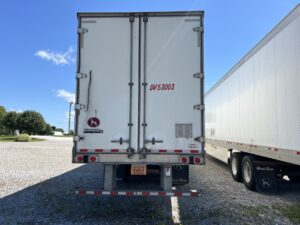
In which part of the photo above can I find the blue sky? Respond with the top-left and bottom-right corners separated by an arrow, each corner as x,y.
0,0 -> 298,131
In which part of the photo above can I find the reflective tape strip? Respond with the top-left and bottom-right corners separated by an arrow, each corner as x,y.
207,138 -> 300,158
151,149 -> 201,154
78,149 -> 201,154
190,150 -> 199,154
76,190 -> 201,197
78,149 -> 126,153
80,149 -> 88,153
159,149 -> 167,153
111,149 -> 119,153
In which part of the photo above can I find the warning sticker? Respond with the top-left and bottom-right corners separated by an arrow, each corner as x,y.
84,128 -> 103,134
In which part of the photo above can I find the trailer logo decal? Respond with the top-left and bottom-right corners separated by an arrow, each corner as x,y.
87,117 -> 100,128
84,117 -> 103,133
149,83 -> 175,91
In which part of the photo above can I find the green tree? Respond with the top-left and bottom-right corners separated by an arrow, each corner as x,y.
17,111 -> 46,135
3,111 -> 19,135
55,128 -> 64,133
0,106 -> 7,135
41,123 -> 53,135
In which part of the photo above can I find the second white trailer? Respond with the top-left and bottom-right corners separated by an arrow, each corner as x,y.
205,4 -> 300,192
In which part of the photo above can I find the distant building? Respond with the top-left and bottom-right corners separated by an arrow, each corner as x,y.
54,131 -> 63,136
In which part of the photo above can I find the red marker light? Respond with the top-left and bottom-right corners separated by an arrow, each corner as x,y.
180,156 -> 188,164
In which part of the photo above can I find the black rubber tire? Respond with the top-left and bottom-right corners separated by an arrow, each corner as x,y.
230,152 -> 242,182
289,175 -> 300,182
242,155 -> 256,190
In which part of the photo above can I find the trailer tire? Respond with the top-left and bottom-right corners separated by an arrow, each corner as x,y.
242,155 -> 256,190
230,152 -> 242,182
289,175 -> 300,182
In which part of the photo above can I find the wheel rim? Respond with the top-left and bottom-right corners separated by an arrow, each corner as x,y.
243,161 -> 252,183
231,157 -> 238,176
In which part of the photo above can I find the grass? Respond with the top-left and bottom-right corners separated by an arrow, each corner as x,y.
273,204 -> 300,224
241,205 -> 266,217
0,135 -> 46,142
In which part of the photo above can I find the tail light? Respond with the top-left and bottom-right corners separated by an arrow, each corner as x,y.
89,155 -> 97,163
180,156 -> 188,164
75,154 -> 84,163
193,156 -> 201,164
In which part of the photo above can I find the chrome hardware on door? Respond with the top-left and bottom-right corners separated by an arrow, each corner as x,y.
74,135 -> 85,142
193,26 -> 203,47
111,137 -> 129,145
193,72 -> 204,79
145,138 -> 163,145
78,27 -> 88,34
193,104 -> 205,110
76,73 -> 88,79
194,136 -> 205,143
127,147 -> 135,158
74,104 -> 86,110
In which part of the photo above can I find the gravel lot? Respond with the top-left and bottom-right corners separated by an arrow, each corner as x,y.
0,137 -> 299,225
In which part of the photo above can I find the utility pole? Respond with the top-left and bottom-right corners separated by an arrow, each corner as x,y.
68,101 -> 73,134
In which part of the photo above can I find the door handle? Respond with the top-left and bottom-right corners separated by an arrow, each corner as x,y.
145,137 -> 163,145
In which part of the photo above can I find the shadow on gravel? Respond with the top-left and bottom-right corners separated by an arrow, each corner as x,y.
206,154 -> 300,193
1,161 -> 299,225
0,164 -> 186,225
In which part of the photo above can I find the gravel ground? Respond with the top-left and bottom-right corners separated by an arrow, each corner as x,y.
0,137 -> 299,225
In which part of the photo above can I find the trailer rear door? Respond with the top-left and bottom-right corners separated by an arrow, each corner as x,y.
75,16 -> 139,154
139,16 -> 204,157
74,13 -> 204,163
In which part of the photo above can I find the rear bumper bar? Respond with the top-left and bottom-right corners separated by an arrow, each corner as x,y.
76,189 -> 201,197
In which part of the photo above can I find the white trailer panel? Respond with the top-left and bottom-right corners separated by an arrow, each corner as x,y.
73,12 -> 205,165
206,5 -> 300,166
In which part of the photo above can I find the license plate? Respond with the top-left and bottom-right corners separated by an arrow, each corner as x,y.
131,164 -> 147,175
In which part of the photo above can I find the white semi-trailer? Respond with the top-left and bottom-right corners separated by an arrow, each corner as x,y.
73,11 -> 205,197
206,4 -> 300,192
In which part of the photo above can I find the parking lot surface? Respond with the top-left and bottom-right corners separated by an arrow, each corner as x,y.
0,137 -> 299,225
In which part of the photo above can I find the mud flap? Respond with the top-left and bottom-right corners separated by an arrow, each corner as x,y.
172,165 -> 189,186
254,164 -> 277,193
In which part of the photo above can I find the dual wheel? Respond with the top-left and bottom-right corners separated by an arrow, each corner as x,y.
230,153 -> 255,190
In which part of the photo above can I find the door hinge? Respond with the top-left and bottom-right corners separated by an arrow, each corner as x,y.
76,73 -> 88,79
74,104 -> 87,110
194,136 -> 205,143
193,26 -> 203,33
193,26 -> 203,47
74,136 -> 85,142
193,104 -> 205,110
78,27 -> 88,34
129,15 -> 134,22
193,72 -> 204,79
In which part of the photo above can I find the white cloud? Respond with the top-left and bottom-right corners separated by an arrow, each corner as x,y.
35,46 -> 75,65
56,89 -> 75,103
9,109 -> 23,113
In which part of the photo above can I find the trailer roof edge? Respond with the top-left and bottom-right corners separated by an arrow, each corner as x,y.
77,11 -> 204,18
205,3 -> 300,96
